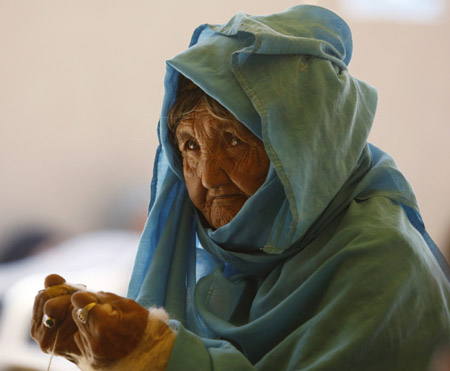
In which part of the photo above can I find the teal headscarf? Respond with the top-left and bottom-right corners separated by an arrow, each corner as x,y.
128,5 -> 450,369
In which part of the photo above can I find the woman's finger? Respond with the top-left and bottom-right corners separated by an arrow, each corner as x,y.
71,291 -> 99,309
43,295 -> 73,324
71,291 -> 102,335
31,278 -> 83,358
72,292 -> 118,334
71,292 -> 117,366
44,274 -> 66,288
31,289 -> 51,341
32,295 -> 74,352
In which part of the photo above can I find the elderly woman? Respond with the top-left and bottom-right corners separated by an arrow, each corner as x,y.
31,5 -> 450,371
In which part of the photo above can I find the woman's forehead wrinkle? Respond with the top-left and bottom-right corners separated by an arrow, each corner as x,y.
175,120 -> 194,142
195,114 -> 222,141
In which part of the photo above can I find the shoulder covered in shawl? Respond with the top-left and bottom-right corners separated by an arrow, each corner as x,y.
166,195 -> 450,371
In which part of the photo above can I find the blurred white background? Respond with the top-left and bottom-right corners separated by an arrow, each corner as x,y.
0,0 -> 449,368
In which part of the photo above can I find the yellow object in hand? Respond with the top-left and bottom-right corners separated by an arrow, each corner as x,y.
45,282 -> 86,298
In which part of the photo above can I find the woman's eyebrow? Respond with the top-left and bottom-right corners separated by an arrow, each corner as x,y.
218,120 -> 249,138
175,123 -> 194,141
217,121 -> 235,131
209,119 -> 245,134
176,132 -> 193,143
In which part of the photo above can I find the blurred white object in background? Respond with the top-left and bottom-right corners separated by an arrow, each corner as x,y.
339,0 -> 446,22
0,229 -> 140,371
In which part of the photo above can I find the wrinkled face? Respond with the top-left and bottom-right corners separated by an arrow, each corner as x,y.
175,102 -> 270,229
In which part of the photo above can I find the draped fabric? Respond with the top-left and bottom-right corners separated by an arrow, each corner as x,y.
128,5 -> 450,370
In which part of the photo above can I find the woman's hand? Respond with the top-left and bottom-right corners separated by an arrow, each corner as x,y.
71,290 -> 149,368
32,274 -> 161,369
31,274 -> 83,363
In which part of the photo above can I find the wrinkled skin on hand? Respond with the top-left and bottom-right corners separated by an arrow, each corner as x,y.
71,289 -> 149,368
31,274 -> 149,368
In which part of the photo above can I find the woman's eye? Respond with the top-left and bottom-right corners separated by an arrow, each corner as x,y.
185,139 -> 199,150
224,132 -> 243,147
230,136 -> 242,146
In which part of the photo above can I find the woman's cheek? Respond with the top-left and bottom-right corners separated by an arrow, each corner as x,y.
231,147 -> 269,194
183,159 -> 206,209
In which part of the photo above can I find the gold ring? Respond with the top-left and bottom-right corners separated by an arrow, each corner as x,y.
76,302 -> 97,324
42,313 -> 59,328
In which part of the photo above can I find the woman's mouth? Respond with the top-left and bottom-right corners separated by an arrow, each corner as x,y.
211,194 -> 246,203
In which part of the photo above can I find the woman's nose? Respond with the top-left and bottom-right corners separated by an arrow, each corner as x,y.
199,153 -> 230,189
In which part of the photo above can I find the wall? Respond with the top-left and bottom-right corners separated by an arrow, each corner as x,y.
1,0 -> 449,256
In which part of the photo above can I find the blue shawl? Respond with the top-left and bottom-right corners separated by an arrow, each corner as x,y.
128,5 -> 450,370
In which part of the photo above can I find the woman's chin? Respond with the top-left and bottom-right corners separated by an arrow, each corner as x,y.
208,204 -> 244,230
210,215 -> 234,229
